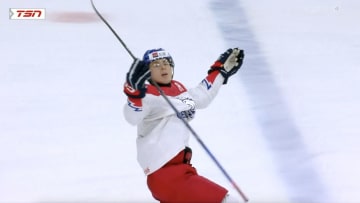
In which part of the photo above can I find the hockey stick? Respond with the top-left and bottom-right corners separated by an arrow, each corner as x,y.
90,0 -> 135,60
90,0 -> 248,202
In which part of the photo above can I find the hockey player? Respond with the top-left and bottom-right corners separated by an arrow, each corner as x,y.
123,48 -> 244,203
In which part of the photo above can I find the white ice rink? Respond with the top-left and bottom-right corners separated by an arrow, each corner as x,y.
1,0 -> 360,202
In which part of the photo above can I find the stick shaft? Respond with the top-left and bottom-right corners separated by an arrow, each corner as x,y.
90,0 -> 136,60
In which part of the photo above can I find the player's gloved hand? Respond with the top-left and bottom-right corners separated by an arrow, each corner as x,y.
123,59 -> 150,98
208,48 -> 244,84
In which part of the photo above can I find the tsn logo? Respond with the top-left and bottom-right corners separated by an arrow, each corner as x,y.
9,8 -> 46,20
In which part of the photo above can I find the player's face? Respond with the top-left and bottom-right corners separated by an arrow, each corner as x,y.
149,59 -> 173,84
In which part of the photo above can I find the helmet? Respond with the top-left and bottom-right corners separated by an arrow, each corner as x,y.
142,48 -> 175,67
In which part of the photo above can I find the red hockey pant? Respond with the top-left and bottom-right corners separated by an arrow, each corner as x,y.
147,149 -> 228,203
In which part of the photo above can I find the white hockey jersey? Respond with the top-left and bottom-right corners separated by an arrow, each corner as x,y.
123,71 -> 225,175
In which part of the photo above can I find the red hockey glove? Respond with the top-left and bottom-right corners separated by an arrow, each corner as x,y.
123,59 -> 150,98
208,48 -> 244,84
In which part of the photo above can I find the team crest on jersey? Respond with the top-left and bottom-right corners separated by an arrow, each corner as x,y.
176,97 -> 196,121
